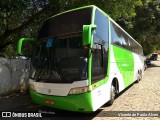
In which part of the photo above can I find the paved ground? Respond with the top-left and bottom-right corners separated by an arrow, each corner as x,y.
0,56 -> 160,120
94,56 -> 160,120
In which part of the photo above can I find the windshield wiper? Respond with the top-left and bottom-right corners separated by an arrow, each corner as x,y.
35,57 -> 47,81
50,44 -> 66,82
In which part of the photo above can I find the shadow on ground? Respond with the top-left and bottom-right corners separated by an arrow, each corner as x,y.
0,92 -> 102,119
147,63 -> 160,68
0,82 -> 137,119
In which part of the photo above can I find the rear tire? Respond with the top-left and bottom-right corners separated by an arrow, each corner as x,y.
135,74 -> 140,83
135,70 -> 142,83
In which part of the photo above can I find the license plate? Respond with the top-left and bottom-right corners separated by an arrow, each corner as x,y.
44,99 -> 54,105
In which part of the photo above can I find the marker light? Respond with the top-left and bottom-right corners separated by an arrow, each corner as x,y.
84,45 -> 89,49
69,86 -> 92,94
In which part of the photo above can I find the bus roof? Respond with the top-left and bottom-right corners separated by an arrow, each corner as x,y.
46,5 -> 96,21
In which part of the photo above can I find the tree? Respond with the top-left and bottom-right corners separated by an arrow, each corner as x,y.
0,0 -> 143,57
130,0 -> 160,55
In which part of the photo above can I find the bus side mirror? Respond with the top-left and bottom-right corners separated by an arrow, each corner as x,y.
17,38 -> 35,56
82,24 -> 97,46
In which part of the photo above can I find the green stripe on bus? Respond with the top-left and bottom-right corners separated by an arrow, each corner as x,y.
112,45 -> 134,87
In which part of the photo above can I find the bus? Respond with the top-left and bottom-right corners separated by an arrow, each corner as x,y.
17,5 -> 145,112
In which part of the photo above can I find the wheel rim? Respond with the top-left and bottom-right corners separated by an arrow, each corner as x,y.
111,85 -> 116,100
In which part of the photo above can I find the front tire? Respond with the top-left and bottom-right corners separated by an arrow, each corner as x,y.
107,84 -> 116,105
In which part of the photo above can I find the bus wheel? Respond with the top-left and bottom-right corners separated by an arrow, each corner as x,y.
139,70 -> 142,80
136,74 -> 141,83
107,83 -> 116,105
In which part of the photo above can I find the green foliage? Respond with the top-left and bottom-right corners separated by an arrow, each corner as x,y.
0,0 -> 159,57
0,0 -> 52,57
130,0 -> 160,55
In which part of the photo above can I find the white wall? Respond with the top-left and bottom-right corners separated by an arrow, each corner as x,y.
0,58 -> 30,95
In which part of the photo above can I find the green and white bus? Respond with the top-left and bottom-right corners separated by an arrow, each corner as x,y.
18,5 -> 145,112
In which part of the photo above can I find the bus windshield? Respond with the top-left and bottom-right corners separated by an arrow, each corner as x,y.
30,34 -> 88,83
29,8 -> 92,83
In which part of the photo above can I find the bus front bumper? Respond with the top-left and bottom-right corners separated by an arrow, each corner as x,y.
29,89 -> 93,112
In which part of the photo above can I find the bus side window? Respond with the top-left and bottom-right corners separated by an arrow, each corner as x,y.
111,22 -> 122,46
92,43 -> 105,81
92,9 -> 109,84
91,9 -> 109,83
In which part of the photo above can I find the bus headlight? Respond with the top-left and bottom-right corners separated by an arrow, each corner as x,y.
69,86 -> 92,94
